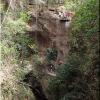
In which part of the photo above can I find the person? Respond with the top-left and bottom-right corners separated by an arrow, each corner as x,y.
47,64 -> 55,72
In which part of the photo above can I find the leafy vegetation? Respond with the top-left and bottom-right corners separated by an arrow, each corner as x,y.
48,56 -> 91,100
0,0 -> 99,100
46,48 -> 58,63
1,1 -> 38,99
70,0 -> 99,71
48,0 -> 99,100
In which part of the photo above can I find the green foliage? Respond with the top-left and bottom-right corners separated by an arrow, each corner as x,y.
18,11 -> 30,22
1,19 -> 25,60
47,53 -> 81,100
64,0 -> 85,10
48,0 -> 99,100
56,55 -> 80,80
72,0 -> 99,37
1,0 -> 99,100
48,55 -> 94,100
46,48 -> 58,63
70,0 -> 99,71
1,5 -> 38,100
1,79 -> 34,100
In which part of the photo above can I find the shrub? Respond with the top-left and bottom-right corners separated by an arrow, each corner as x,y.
45,48 -> 58,63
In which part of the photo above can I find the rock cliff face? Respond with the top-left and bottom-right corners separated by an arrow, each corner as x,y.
24,8 -> 74,99
26,7 -> 73,66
